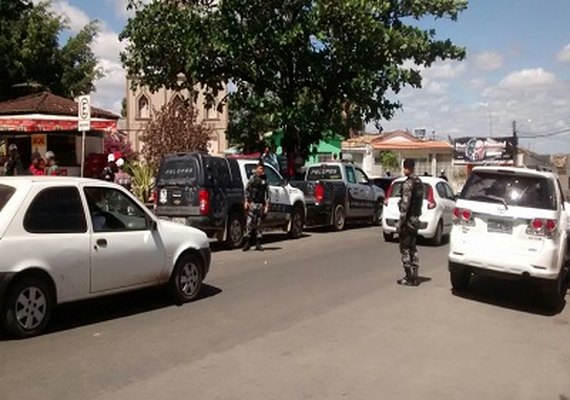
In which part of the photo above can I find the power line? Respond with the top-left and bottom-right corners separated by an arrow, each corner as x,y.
518,128 -> 570,138
526,115 -> 570,129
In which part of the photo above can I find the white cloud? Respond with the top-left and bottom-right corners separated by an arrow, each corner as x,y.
39,0 -> 91,33
472,51 -> 504,71
404,60 -> 467,81
105,0 -> 152,19
497,68 -> 556,89
558,44 -> 570,63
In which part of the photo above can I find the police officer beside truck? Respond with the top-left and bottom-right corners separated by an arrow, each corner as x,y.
397,159 -> 424,286
243,161 -> 270,251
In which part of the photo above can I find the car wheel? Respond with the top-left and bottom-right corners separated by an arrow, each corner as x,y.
449,264 -> 471,292
288,204 -> 304,239
332,204 -> 346,231
226,212 -> 244,249
431,220 -> 444,246
170,253 -> 204,304
542,275 -> 564,311
383,232 -> 394,242
1,276 -> 54,339
372,202 -> 383,226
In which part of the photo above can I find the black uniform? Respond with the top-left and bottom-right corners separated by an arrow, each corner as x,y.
398,174 -> 424,285
244,174 -> 269,250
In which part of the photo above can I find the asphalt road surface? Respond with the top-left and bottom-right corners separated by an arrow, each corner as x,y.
1,226 -> 570,400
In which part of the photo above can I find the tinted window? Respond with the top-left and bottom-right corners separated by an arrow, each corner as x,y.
436,182 -> 447,198
84,187 -> 150,232
345,166 -> 356,184
391,181 -> 430,199
158,157 -> 200,184
24,187 -> 87,233
443,183 -> 456,200
0,184 -> 15,212
207,157 -> 232,186
244,164 -> 282,186
307,165 -> 342,180
461,171 -> 557,210
355,168 -> 369,185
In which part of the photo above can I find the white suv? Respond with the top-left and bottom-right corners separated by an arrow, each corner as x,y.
448,166 -> 569,309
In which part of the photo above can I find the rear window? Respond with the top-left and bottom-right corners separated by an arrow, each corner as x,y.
390,181 -> 429,199
307,166 -> 342,180
158,158 -> 200,184
461,171 -> 557,210
0,184 -> 15,212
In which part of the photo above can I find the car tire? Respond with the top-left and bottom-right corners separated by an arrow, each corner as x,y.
332,203 -> 346,231
1,276 -> 54,339
450,264 -> 471,292
226,212 -> 245,249
372,202 -> 383,226
431,220 -> 444,246
288,204 -> 304,239
542,275 -> 563,311
383,232 -> 394,242
170,253 -> 204,304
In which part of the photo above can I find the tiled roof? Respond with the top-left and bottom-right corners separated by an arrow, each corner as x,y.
0,92 -> 119,119
371,140 -> 453,151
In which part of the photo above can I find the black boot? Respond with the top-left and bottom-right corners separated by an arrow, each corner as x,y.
255,237 -> 263,251
411,267 -> 419,286
242,236 -> 251,252
397,268 -> 413,286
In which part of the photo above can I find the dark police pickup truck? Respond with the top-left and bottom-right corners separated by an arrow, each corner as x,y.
290,162 -> 385,230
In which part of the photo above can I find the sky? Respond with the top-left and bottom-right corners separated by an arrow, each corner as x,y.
37,0 -> 570,154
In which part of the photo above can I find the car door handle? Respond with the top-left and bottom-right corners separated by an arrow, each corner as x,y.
96,239 -> 107,247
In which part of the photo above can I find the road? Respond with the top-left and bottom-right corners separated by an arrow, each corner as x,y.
1,226 -> 570,400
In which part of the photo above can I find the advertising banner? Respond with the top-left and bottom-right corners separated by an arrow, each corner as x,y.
453,136 -> 517,164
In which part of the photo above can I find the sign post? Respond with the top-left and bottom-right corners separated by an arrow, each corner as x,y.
78,95 -> 91,177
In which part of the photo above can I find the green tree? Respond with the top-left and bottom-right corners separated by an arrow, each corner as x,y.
0,0 -> 103,101
378,151 -> 400,173
121,0 -> 467,156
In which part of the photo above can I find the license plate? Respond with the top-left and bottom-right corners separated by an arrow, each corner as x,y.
172,217 -> 187,225
487,218 -> 512,234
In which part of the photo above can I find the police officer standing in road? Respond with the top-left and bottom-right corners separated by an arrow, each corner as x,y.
243,161 -> 270,251
397,159 -> 424,286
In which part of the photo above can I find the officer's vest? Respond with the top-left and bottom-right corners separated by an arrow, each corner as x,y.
410,177 -> 424,217
250,176 -> 268,203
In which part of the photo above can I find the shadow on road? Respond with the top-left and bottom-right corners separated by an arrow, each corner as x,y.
28,284 -> 223,337
452,275 -> 567,316
211,232 -> 310,253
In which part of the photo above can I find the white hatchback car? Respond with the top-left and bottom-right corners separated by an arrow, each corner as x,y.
0,177 -> 211,338
382,176 -> 456,246
448,167 -> 569,309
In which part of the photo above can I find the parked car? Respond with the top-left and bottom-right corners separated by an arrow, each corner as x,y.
0,177 -> 211,338
154,153 -> 246,248
448,166 -> 569,310
234,159 -> 305,239
382,176 -> 456,245
289,162 -> 384,230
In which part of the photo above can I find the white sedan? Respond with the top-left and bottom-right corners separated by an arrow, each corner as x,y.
0,177 -> 211,338
382,176 -> 456,245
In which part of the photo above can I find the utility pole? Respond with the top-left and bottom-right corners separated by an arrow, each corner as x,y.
512,120 -> 518,166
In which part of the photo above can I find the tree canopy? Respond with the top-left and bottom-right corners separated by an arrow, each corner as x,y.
121,0 -> 467,154
0,0 -> 102,101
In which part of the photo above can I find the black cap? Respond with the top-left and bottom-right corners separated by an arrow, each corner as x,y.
403,158 -> 415,169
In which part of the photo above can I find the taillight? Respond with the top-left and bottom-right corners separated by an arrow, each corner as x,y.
528,218 -> 557,237
384,183 -> 393,206
199,189 -> 210,216
151,189 -> 157,211
453,207 -> 473,225
427,185 -> 436,210
314,183 -> 325,205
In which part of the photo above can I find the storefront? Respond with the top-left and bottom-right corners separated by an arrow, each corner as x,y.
0,92 -> 119,176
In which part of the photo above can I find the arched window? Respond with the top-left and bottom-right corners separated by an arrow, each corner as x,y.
137,95 -> 150,119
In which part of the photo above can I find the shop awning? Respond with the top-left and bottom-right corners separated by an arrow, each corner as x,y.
0,114 -> 117,132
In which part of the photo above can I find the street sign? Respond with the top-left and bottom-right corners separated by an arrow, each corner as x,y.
78,95 -> 91,132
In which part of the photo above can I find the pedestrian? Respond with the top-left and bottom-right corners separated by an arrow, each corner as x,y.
101,153 -> 118,182
243,161 -> 269,251
29,156 -> 46,176
3,144 -> 24,176
397,158 -> 424,286
114,158 -> 132,191
45,151 -> 60,176
439,169 -> 448,182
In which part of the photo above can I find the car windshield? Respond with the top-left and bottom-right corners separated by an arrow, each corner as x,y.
390,181 -> 429,199
158,158 -> 200,185
0,184 -> 15,212
307,165 -> 342,180
461,171 -> 557,210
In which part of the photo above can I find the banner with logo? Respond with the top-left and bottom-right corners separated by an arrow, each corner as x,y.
453,136 -> 517,164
